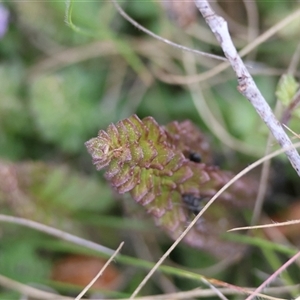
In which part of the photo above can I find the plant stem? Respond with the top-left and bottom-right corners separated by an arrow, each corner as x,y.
194,0 -> 300,177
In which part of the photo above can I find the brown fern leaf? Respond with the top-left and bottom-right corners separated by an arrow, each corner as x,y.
85,115 -> 258,258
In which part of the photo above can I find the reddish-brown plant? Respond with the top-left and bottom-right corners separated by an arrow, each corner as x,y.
85,115 -> 257,258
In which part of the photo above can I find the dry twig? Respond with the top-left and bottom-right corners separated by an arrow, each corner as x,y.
194,0 -> 300,177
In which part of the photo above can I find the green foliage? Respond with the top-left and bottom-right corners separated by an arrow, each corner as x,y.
126,1 -> 158,19
32,164 -> 113,214
29,68 -> 107,153
276,74 -> 299,106
0,64 -> 31,159
0,159 -> 114,296
276,75 -> 300,135
0,160 -> 113,223
0,236 -> 51,283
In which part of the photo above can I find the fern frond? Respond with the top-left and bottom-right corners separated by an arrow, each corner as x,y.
86,115 -> 257,258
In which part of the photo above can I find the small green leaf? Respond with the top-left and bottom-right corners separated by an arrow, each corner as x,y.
292,107 -> 300,119
276,74 -> 299,106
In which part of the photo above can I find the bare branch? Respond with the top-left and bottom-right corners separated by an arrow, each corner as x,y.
194,0 -> 300,177
75,242 -> 124,300
0,214 -> 115,256
110,0 -> 226,62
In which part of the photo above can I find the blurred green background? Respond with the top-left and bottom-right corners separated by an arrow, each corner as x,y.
1,1 -> 300,299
